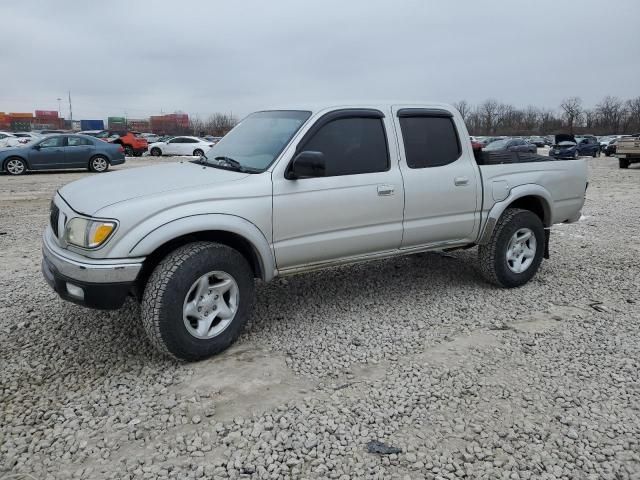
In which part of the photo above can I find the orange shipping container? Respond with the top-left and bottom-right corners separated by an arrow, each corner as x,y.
10,112 -> 34,119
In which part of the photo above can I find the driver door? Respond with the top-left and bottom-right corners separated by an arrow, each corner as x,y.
164,137 -> 182,155
28,136 -> 66,169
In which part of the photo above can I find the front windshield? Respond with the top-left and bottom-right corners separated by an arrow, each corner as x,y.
204,110 -> 311,171
484,139 -> 509,150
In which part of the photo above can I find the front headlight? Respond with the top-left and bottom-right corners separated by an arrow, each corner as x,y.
64,218 -> 116,248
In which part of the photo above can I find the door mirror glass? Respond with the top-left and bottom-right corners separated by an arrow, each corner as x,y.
287,151 -> 326,179
33,144 -> 41,150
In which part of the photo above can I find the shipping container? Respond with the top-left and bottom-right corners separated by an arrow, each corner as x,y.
9,112 -> 34,119
11,121 -> 32,131
80,119 -> 105,130
35,110 -> 58,118
108,116 -> 126,122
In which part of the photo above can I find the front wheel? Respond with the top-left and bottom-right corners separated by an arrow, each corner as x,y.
141,242 -> 255,361
5,157 -> 27,175
573,150 -> 579,159
619,158 -> 630,169
478,208 -> 544,288
150,147 -> 162,157
193,149 -> 204,157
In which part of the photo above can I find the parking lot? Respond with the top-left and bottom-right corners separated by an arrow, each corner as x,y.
1,156 -> 639,479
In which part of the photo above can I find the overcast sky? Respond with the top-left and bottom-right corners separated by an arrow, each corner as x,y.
1,0 -> 638,120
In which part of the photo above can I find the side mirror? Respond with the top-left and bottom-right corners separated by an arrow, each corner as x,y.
286,151 -> 326,179
33,144 -> 41,150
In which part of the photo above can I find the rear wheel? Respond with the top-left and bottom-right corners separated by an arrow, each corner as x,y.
193,149 -> 204,157
619,158 -> 630,169
89,155 -> 109,172
141,242 -> 255,361
5,157 -> 27,175
478,208 -> 545,288
124,145 -> 134,156
150,147 -> 162,156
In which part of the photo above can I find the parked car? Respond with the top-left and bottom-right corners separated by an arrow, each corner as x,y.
615,134 -> 640,168
602,137 -> 620,157
148,136 -> 215,157
204,135 -> 223,144
140,133 -> 161,144
0,132 -> 21,147
528,136 -> 546,148
12,132 -> 42,143
95,130 -> 148,156
484,138 -> 537,153
549,134 -> 600,159
41,102 -> 588,361
598,136 -> 616,151
1,134 -> 125,175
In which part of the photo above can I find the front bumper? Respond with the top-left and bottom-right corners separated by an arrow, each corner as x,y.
42,229 -> 143,310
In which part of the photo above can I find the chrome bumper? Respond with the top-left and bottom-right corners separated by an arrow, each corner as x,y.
42,228 -> 143,284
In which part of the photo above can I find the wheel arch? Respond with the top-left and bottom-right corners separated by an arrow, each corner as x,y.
3,155 -> 29,171
127,214 -> 275,294
478,185 -> 552,245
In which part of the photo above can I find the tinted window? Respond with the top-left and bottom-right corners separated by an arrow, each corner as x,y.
399,116 -> 461,168
184,138 -> 199,143
169,137 -> 183,143
67,136 -> 92,146
39,137 -> 64,148
301,117 -> 389,176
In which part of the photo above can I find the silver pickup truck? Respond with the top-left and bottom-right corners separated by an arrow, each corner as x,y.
42,103 -> 588,360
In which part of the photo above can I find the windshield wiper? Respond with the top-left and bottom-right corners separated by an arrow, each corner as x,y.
211,156 -> 260,173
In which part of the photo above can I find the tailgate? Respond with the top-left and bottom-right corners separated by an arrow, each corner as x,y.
617,138 -> 640,154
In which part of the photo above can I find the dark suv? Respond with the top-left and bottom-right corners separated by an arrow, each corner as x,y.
550,134 -> 600,159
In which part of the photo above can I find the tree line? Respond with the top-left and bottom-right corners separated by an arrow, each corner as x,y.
188,113 -> 238,136
453,96 -> 640,136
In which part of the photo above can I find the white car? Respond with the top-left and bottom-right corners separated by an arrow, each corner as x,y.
0,131 -> 36,148
148,136 -> 214,157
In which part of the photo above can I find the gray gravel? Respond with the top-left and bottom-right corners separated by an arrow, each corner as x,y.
1,156 -> 639,479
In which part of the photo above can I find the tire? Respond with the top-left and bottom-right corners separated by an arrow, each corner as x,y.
619,158 -> 629,169
124,145 -> 134,156
89,155 -> 109,173
4,157 -> 27,175
605,151 -> 611,157
150,147 -> 162,157
141,242 -> 255,361
573,150 -> 579,159
193,149 -> 204,157
133,151 -> 143,157
478,208 -> 545,288
592,149 -> 599,158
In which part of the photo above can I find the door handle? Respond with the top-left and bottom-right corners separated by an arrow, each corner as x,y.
454,177 -> 469,186
377,184 -> 395,196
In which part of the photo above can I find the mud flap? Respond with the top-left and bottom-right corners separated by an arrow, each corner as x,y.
544,228 -> 550,259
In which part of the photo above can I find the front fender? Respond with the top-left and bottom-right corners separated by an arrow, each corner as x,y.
477,184 -> 553,245
117,214 -> 276,281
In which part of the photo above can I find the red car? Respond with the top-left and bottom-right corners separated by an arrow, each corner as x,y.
95,130 -> 148,157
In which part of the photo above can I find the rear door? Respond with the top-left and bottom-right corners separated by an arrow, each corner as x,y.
272,109 -> 405,270
392,107 -> 480,247
64,136 -> 95,167
28,136 -> 66,169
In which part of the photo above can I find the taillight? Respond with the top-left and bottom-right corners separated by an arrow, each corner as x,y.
118,146 -> 125,152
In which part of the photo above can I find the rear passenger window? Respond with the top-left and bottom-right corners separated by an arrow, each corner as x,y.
302,117 -> 389,176
399,116 -> 461,168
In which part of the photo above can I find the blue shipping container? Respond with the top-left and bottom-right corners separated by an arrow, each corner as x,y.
80,119 -> 105,130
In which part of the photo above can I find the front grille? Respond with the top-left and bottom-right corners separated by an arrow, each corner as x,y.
50,202 -> 60,237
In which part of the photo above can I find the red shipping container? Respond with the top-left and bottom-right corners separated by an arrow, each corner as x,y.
35,110 -> 58,118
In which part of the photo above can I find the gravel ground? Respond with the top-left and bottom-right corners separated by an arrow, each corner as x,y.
1,156 -> 639,480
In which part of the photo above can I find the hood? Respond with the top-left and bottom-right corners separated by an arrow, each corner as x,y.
58,161 -> 249,216
554,134 -> 576,145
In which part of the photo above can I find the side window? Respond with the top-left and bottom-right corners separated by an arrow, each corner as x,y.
168,138 -> 180,143
399,116 -> 461,168
67,136 -> 91,146
185,138 -> 198,143
39,137 -> 64,148
301,117 -> 389,176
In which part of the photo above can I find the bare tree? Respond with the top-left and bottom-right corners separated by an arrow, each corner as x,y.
584,109 -> 597,130
478,99 -> 500,135
560,97 -> 582,133
453,100 -> 471,123
205,113 -> 238,136
522,106 -> 540,133
625,97 -> 640,133
596,96 -> 624,133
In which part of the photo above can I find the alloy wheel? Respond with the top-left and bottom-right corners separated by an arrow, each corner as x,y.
505,228 -> 537,274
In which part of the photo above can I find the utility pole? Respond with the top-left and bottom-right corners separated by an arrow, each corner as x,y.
68,91 -> 73,121
57,98 -> 62,117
